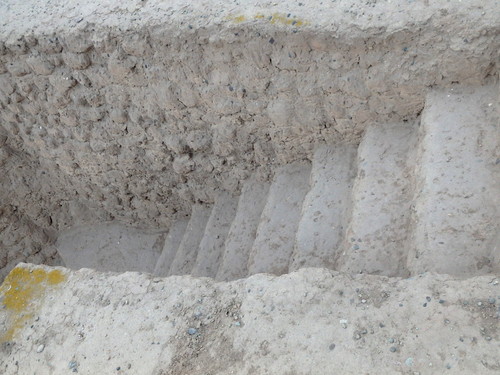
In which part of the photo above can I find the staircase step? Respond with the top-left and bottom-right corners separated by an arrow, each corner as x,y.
191,192 -> 239,278
289,144 -> 357,271
247,162 -> 311,276
168,204 -> 212,276
216,175 -> 271,281
337,123 -> 417,277
408,85 -> 499,276
56,223 -> 165,273
153,218 -> 189,277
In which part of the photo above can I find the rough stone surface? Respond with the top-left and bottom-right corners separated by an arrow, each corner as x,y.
248,162 -> 311,276
153,218 -> 189,277
290,144 -> 356,271
0,205 -> 62,282
0,263 -> 499,374
337,122 -> 417,277
0,0 -> 498,246
0,2 -> 498,371
216,174 -> 270,282
408,85 -> 500,276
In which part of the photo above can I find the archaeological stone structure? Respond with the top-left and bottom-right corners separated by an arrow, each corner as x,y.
0,0 -> 499,374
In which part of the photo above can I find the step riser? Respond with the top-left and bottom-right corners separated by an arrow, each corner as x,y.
168,205 -> 212,276
191,193 -> 239,278
153,219 -> 189,277
290,145 -> 357,271
408,85 -> 499,276
247,162 -> 312,276
216,176 -> 271,281
336,123 -> 417,277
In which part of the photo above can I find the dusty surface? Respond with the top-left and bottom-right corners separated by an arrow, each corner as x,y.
0,2 -> 498,371
0,263 -> 499,374
0,0 -> 498,241
0,204 -> 62,282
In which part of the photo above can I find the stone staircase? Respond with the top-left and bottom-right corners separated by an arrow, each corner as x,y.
55,84 -> 499,280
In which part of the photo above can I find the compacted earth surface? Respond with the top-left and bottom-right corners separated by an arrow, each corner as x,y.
0,0 -> 499,374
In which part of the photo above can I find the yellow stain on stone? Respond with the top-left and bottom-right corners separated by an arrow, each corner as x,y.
227,13 -> 307,27
231,15 -> 247,23
0,267 -> 66,343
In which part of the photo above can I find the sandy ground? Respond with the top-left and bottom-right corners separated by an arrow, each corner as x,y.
0,263 -> 499,374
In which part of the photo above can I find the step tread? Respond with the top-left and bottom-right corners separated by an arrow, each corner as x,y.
56,223 -> 165,273
168,204 -> 212,276
408,84 -> 499,275
216,175 -> 271,281
290,144 -> 357,271
247,162 -> 311,276
153,218 -> 189,277
191,193 -> 239,278
337,123 -> 417,277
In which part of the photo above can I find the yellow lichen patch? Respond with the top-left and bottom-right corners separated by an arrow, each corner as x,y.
47,269 -> 66,285
228,14 -> 247,23
227,13 -> 307,27
0,266 -> 66,343
268,13 -> 306,27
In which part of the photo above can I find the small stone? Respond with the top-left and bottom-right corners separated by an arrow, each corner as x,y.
68,361 -> 78,370
388,338 -> 395,343
488,298 -> 496,304
405,357 -> 414,367
477,302 -> 482,306
446,364 -> 452,369
379,323 -> 385,328
390,346 -> 397,352
329,343 -> 336,351
116,367 -> 121,371
353,244 -> 360,250
187,328 -> 197,335
426,296 -> 431,302
439,299 -> 445,304
485,336 -> 492,341
361,299 -> 367,303
423,303 -> 427,307
36,344 -> 44,353
234,321 -> 241,327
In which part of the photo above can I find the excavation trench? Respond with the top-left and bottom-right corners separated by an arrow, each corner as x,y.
0,0 -> 499,282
